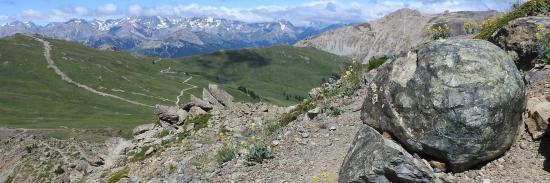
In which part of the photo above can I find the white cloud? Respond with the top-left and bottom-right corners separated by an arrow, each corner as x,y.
20,9 -> 43,19
98,3 -> 117,15
73,6 -> 89,16
128,4 -> 143,16
0,15 -> 8,24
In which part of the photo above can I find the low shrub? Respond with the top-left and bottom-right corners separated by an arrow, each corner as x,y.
428,24 -> 452,40
476,0 -> 550,40
128,146 -> 151,162
279,100 -> 315,126
157,129 -> 169,138
106,167 -> 129,183
245,142 -> 273,166
217,144 -> 237,165
4,175 -> 14,183
264,123 -> 281,135
186,113 -> 212,132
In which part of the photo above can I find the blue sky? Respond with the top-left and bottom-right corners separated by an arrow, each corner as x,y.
0,0 -> 525,26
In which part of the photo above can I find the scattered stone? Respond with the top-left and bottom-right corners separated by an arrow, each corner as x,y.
133,123 -> 156,136
307,107 -> 321,119
88,155 -> 105,167
340,125 -> 437,182
362,39 -> 526,172
271,140 -> 280,146
329,126 -> 337,131
195,143 -> 203,149
145,147 -> 155,156
382,131 -> 392,140
54,164 -> 65,175
300,133 -> 309,138
429,160 -> 448,172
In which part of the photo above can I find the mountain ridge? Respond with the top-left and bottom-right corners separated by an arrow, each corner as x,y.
0,16 -> 349,58
295,8 -> 499,63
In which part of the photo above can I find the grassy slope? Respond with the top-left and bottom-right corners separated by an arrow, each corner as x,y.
475,0 -> 550,40
0,35 -> 348,133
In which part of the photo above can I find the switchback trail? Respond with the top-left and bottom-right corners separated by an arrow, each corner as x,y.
32,37 -> 153,108
175,76 -> 198,106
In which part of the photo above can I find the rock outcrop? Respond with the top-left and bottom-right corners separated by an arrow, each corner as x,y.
153,105 -> 187,125
491,16 -> 550,69
295,9 -> 497,63
339,125 -> 437,183
361,39 -> 526,172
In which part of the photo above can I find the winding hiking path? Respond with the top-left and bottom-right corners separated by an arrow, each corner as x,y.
175,76 -> 198,106
32,37 -> 153,108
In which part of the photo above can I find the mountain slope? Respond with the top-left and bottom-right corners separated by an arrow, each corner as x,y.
295,9 -> 498,63
0,16 -> 346,58
0,34 -> 348,132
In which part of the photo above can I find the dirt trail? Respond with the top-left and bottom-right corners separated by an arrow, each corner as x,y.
175,76 -> 198,106
32,37 -> 153,108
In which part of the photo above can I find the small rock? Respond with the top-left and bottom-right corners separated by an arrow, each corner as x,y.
195,143 -> 203,149
429,160 -> 447,172
188,106 -> 207,116
307,107 -> 321,119
300,133 -> 309,138
329,126 -> 337,131
482,179 -> 491,183
88,156 -> 105,167
272,140 -> 280,146
133,123 -> 156,136
54,164 -> 65,175
382,131 -> 392,139
145,147 -> 155,156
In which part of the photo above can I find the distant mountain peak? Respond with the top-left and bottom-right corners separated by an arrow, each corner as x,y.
0,16 -> 347,58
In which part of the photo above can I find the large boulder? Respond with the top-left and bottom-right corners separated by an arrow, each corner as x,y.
208,84 -> 234,107
491,16 -> 550,69
362,39 -> 526,172
339,125 -> 437,183
153,105 -> 187,125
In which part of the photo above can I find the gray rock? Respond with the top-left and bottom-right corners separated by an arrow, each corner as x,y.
133,123 -> 156,136
176,109 -> 188,125
525,70 -> 545,85
183,94 -> 213,111
202,88 -> 223,108
307,107 -> 321,119
153,105 -> 183,124
88,155 -> 105,167
339,125 -> 437,183
491,16 -> 550,69
208,84 -> 234,107
188,106 -> 207,117
54,164 -> 65,174
525,97 -> 550,139
362,39 -> 526,172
